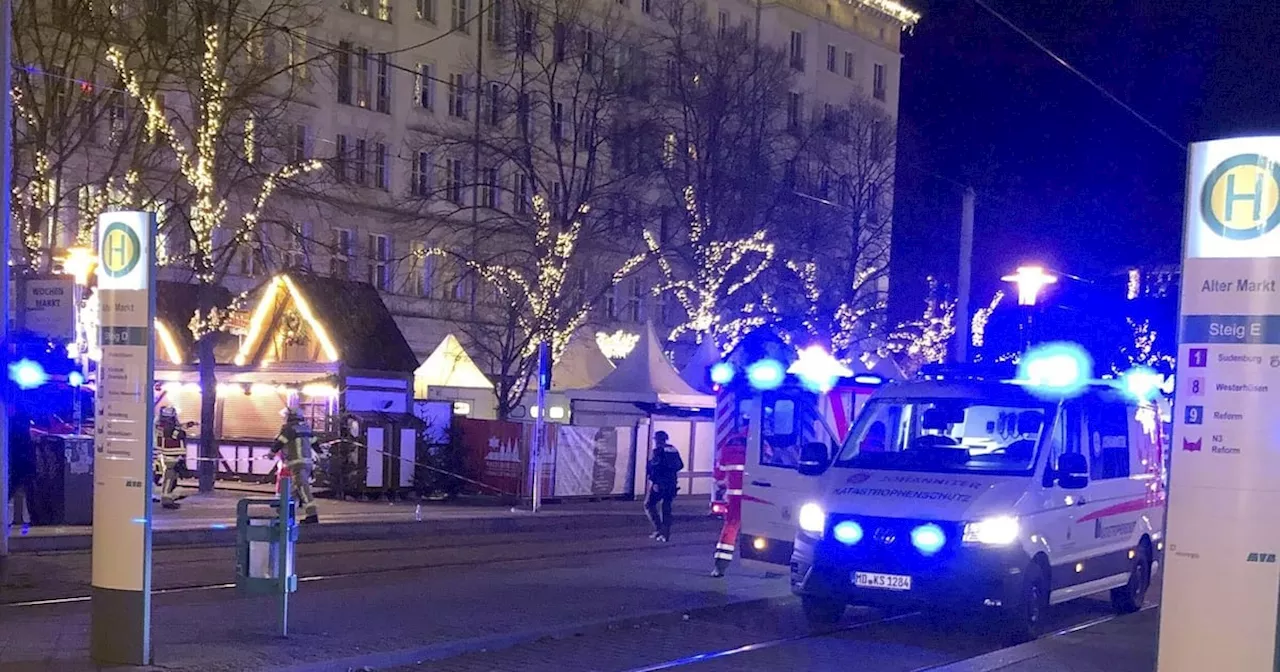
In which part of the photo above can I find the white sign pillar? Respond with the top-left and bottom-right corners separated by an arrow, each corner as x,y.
90,211 -> 156,665
1159,137 -> 1280,671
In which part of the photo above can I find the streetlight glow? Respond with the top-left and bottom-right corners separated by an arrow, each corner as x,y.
1002,266 -> 1058,306
63,246 -> 97,285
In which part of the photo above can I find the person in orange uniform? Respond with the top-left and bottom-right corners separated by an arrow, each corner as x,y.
156,406 -> 188,510
711,435 -> 747,577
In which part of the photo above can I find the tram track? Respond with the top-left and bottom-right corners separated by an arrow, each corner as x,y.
1,535 -> 711,609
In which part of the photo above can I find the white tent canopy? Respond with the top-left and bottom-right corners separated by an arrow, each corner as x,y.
679,336 -> 722,394
567,321 -> 713,409
550,332 -> 616,391
414,333 -> 494,398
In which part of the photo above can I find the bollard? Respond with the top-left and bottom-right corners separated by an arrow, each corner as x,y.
235,477 -> 298,637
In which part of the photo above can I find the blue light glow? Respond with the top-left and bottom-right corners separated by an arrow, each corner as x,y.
8,359 -> 48,390
68,371 -> 85,387
852,374 -> 883,387
747,359 -> 786,390
832,520 -> 864,545
911,523 -> 947,556
710,362 -> 736,385
787,346 -> 853,392
1016,342 -> 1093,398
1121,366 -> 1162,401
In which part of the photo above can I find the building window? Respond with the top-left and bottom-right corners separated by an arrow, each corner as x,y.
640,0 -> 650,13
717,10 -> 728,37
551,181 -> 563,209
487,0 -> 502,42
517,8 -> 535,52
374,142 -> 389,190
331,228 -> 354,279
239,240 -> 266,277
787,91 -> 802,130
844,51 -> 854,79
873,62 -> 887,101
550,100 -> 565,144
408,241 -> 431,296
337,41 -> 352,104
378,0 -> 390,21
788,31 -> 804,71
415,63 -> 435,111
826,44 -> 836,72
516,92 -> 531,136
286,222 -> 311,270
451,0 -> 469,33
411,150 -> 432,196
289,124 -> 309,163
367,234 -> 391,290
484,81 -> 500,125
335,134 -> 350,181
605,284 -> 618,319
581,29 -> 596,72
480,166 -> 499,208
355,47 -> 371,108
416,0 -> 435,21
514,173 -> 530,214
445,157 -> 465,204
354,138 -> 368,185
376,53 -> 391,113
628,278 -> 645,321
289,30 -> 309,81
662,133 -> 676,167
448,73 -> 468,118
553,22 -> 568,62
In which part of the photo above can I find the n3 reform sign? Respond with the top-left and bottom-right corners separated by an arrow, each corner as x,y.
1159,137 -> 1280,672
91,211 -> 156,666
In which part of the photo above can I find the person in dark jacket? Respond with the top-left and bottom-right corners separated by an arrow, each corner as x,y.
644,431 -> 684,542
7,407 -> 36,526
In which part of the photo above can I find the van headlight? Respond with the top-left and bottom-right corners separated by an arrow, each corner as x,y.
963,516 -> 1020,546
798,503 -> 826,535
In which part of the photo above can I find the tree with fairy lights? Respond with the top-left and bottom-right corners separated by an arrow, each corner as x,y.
881,278 -> 956,376
426,195 -> 646,418
107,1 -> 329,490
1112,318 -> 1176,376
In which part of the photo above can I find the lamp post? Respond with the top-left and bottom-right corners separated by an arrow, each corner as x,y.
1002,266 -> 1057,351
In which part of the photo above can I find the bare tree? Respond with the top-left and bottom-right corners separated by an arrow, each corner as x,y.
108,0 -> 331,490
403,0 -> 655,416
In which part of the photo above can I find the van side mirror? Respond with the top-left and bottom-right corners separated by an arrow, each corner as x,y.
1055,452 -> 1089,490
798,442 -> 829,476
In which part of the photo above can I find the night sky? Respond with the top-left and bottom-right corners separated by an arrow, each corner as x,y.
890,0 -> 1280,318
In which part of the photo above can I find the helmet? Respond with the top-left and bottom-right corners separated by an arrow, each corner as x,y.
159,406 -> 178,420
284,408 -> 303,424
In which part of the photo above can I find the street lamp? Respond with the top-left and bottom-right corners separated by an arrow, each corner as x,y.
1002,265 -> 1058,351
63,246 -> 98,286
1002,266 -> 1058,306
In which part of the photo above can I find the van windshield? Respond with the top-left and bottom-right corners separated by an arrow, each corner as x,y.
833,397 -> 1056,476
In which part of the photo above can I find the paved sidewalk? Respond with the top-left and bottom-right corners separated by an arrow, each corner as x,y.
7,489 -> 711,551
933,608 -> 1158,672
0,525 -> 788,672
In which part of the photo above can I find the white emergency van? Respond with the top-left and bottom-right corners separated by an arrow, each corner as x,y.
784,371 -> 1165,641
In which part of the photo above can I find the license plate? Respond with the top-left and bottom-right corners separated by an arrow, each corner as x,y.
853,572 -> 912,591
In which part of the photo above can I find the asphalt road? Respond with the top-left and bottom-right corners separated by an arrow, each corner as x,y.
0,520 -> 1154,672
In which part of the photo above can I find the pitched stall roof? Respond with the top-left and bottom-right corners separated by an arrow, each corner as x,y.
550,333 -> 616,391
154,281 -> 237,364
238,272 -> 419,374
415,334 -> 494,394
568,321 -> 713,409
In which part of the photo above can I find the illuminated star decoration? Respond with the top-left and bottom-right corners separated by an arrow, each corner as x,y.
787,346 -> 853,392
1002,266 -> 1058,307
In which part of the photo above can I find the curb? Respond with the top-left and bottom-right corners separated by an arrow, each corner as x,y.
10,512 -> 717,553
269,594 -> 798,672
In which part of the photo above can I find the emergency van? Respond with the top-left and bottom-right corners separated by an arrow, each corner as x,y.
785,365 -> 1165,642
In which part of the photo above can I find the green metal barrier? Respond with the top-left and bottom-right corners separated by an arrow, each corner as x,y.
235,477 -> 298,636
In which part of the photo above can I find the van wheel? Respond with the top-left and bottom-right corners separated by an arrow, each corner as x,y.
801,594 -> 846,628
1111,544 -> 1151,614
1004,562 -> 1048,644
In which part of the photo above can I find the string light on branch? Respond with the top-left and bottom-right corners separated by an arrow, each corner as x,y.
971,290 -> 1004,348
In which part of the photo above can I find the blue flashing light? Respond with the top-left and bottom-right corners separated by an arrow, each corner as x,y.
1121,367 -> 1162,401
788,346 -> 853,392
832,520 -> 864,545
911,523 -> 947,556
747,359 -> 786,390
68,371 -> 85,387
1016,342 -> 1093,399
9,359 -> 49,390
852,374 -> 883,387
710,361 -> 736,386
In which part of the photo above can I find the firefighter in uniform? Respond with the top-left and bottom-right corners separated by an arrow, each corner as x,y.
711,435 -> 747,577
156,406 -> 188,510
271,409 -> 320,524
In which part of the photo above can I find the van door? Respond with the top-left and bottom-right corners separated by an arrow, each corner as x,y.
1040,402 -> 1089,588
740,390 -> 830,562
1071,400 -> 1151,579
